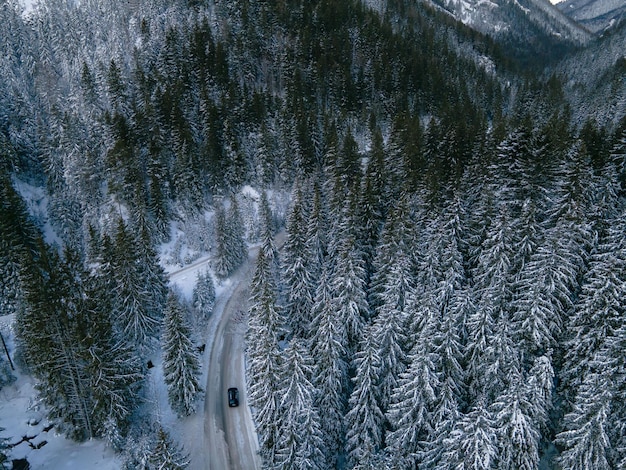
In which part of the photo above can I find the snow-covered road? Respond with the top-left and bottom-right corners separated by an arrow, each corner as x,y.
198,247 -> 262,470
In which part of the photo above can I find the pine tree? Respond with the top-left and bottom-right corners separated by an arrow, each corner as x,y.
491,370 -> 541,470
82,273 -> 144,446
162,293 -> 202,417
214,197 -> 248,278
274,338 -> 325,470
345,326 -> 385,469
386,329 -> 439,468
259,190 -> 279,266
17,248 -> 94,440
467,204 -> 516,400
310,266 -> 349,466
247,246 -> 284,465
330,231 -> 368,353
440,402 -> 498,470
304,180 -> 328,286
110,219 -> 162,354
557,372 -> 612,470
193,269 -> 216,320
562,214 -> 626,391
282,182 -> 316,337
149,426 -> 190,470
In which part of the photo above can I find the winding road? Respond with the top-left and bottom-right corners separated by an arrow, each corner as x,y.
174,235 -> 284,470
202,253 -> 261,470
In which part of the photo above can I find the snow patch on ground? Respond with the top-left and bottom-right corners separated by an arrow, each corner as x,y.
12,178 -> 63,249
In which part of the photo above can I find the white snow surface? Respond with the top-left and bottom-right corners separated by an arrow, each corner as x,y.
12,178 -> 63,249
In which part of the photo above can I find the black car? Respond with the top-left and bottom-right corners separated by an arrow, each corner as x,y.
228,387 -> 239,407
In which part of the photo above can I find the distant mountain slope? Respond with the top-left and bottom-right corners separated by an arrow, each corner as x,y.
555,20 -> 626,126
557,0 -> 626,33
425,0 -> 591,42
402,0 -> 593,67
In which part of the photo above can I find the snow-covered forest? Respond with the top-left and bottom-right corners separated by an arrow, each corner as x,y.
1,0 -> 625,468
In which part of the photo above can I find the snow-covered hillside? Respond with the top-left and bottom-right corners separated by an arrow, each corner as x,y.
424,0 -> 591,43
557,0 -> 626,33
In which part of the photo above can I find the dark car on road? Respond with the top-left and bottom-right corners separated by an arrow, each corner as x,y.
228,387 -> 239,407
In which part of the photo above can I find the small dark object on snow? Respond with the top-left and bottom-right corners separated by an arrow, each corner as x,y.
197,344 -> 206,353
147,360 -> 154,369
12,458 -> 30,470
228,387 -> 239,407
42,423 -> 54,433
31,440 -> 47,449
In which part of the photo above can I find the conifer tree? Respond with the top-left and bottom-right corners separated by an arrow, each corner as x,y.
386,329 -> 439,468
282,182 -> 315,337
370,197 -> 413,410
557,373 -> 612,470
82,273 -> 144,447
0,425 -> 8,470
247,246 -> 284,465
304,180 -> 327,280
162,293 -> 202,417
310,266 -> 349,466
491,370 -> 541,470
149,426 -> 190,470
467,204 -> 515,399
17,248 -> 94,440
214,197 -> 248,278
440,402 -> 498,470
562,214 -> 626,390
330,231 -> 368,353
345,326 -> 384,469
275,338 -> 325,470
110,219 -> 162,354
193,269 -> 216,320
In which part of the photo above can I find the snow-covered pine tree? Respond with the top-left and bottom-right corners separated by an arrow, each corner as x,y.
330,228 -> 368,354
512,140 -> 595,359
0,425 -> 8,469
310,264 -> 349,466
214,197 -> 248,278
561,211 -> 626,391
246,245 -> 284,465
109,219 -> 162,354
385,325 -> 439,468
17,248 -> 94,440
193,269 -> 216,320
356,127 -> 386,281
304,180 -> 328,286
490,369 -> 541,470
525,352 -> 555,437
345,325 -> 384,469
439,401 -> 498,470
274,338 -> 325,470
0,174 -> 40,318
81,273 -> 144,447
149,426 -> 190,470
259,190 -> 279,266
557,372 -> 612,470
369,197 -> 413,410
467,204 -> 516,400
162,292 -> 202,417
282,182 -> 316,338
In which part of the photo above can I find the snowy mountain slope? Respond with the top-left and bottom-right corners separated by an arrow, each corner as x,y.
555,21 -> 626,126
423,0 -> 592,44
557,0 -> 626,33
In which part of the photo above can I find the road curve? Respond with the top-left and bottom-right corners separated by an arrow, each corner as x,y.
203,248 -> 262,470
